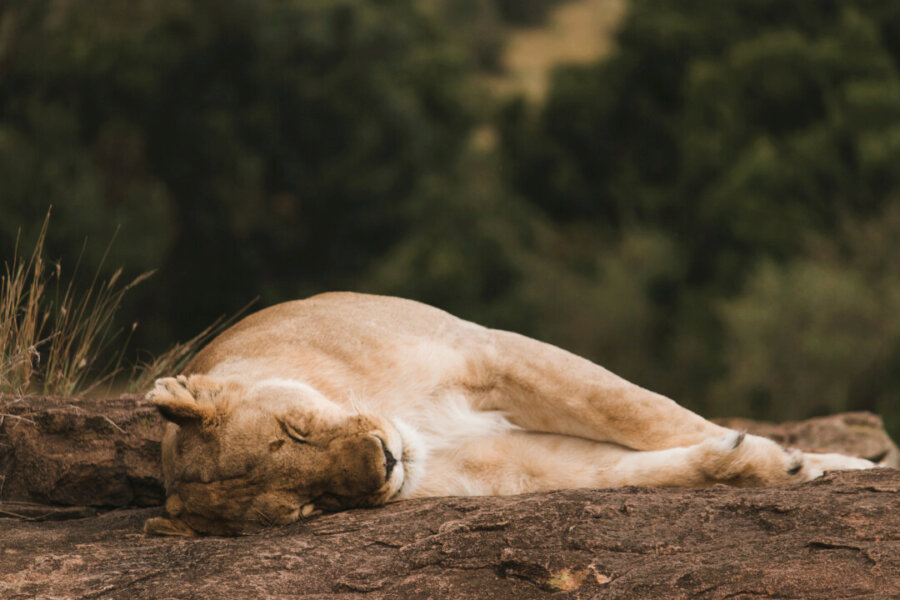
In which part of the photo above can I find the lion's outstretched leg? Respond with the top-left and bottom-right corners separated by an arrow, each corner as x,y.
476,330 -> 731,451
470,331 -> 875,484
414,430 -> 873,496
599,432 -> 875,488
597,431 -> 805,488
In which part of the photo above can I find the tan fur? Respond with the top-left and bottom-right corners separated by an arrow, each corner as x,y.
145,292 -> 874,536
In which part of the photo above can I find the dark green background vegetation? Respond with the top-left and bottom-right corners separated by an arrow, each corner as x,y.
2,0 -> 898,435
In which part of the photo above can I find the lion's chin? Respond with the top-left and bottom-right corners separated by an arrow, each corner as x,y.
389,418 -> 427,500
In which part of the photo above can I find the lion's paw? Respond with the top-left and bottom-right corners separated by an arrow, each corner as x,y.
697,431 -> 875,487
802,452 -> 875,475
697,432 -> 805,486
146,376 -> 193,404
146,375 -> 217,427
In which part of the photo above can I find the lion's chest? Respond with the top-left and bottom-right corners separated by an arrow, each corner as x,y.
389,391 -> 523,498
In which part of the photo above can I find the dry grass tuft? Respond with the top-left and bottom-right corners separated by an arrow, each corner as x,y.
127,300 -> 254,394
1,211 -> 153,397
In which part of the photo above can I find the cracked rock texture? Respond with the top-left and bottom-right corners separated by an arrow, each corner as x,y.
0,394 -> 165,509
2,471 -> 898,599
1,395 -> 898,599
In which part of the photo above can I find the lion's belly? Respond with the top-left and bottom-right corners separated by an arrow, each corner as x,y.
405,431 -> 634,498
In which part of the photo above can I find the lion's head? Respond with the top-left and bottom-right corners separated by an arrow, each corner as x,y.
143,375 -> 412,536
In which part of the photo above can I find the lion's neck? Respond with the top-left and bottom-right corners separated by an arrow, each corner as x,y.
362,390 -> 518,500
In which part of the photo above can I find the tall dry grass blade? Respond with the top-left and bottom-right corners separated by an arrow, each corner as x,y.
128,298 -> 257,393
0,213 -> 52,394
1,211 -> 152,397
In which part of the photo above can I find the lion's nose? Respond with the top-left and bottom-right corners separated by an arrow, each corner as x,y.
383,447 -> 397,479
374,435 -> 397,479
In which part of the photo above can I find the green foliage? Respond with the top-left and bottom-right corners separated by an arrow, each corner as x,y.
499,0 -> 900,432
501,1 -> 900,286
714,206 -> 900,434
421,0 -> 506,71
1,0 -> 474,352
419,0 -> 566,71
493,0 -> 564,25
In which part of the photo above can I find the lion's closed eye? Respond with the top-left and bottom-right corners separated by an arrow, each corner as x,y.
280,419 -> 309,444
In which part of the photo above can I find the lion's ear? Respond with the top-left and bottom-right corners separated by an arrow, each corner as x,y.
147,377 -> 216,427
144,516 -> 198,537
153,397 -> 215,426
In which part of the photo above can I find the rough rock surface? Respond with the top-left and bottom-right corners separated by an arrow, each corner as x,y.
0,394 -> 164,509
1,395 -> 899,598
2,470 -> 898,599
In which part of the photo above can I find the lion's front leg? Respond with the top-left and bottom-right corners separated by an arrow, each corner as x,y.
598,432 -> 874,488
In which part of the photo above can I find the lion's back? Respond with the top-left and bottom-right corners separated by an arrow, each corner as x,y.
183,293 -> 491,396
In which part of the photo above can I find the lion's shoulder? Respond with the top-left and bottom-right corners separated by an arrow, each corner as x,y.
184,293 -> 492,381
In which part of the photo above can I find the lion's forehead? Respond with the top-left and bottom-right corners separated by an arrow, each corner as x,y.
176,409 -> 373,482
164,375 -> 408,504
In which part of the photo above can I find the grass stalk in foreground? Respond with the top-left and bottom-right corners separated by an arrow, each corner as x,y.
127,299 -> 255,394
0,214 -> 152,397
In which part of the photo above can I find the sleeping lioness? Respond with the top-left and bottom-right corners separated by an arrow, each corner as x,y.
144,292 -> 874,536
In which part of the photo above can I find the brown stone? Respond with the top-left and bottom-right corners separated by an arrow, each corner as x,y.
1,470 -> 898,599
0,394 -> 165,508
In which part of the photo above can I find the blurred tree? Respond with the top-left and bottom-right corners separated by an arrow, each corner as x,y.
501,0 -> 900,288
499,0 -> 900,417
493,0 -> 563,25
714,205 -> 900,434
0,1 -> 175,273
0,0 -> 474,351
420,0 -> 506,71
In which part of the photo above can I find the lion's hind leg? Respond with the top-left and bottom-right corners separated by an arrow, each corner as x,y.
598,431 -> 874,489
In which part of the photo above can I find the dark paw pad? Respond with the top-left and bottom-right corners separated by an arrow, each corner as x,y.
786,454 -> 803,475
